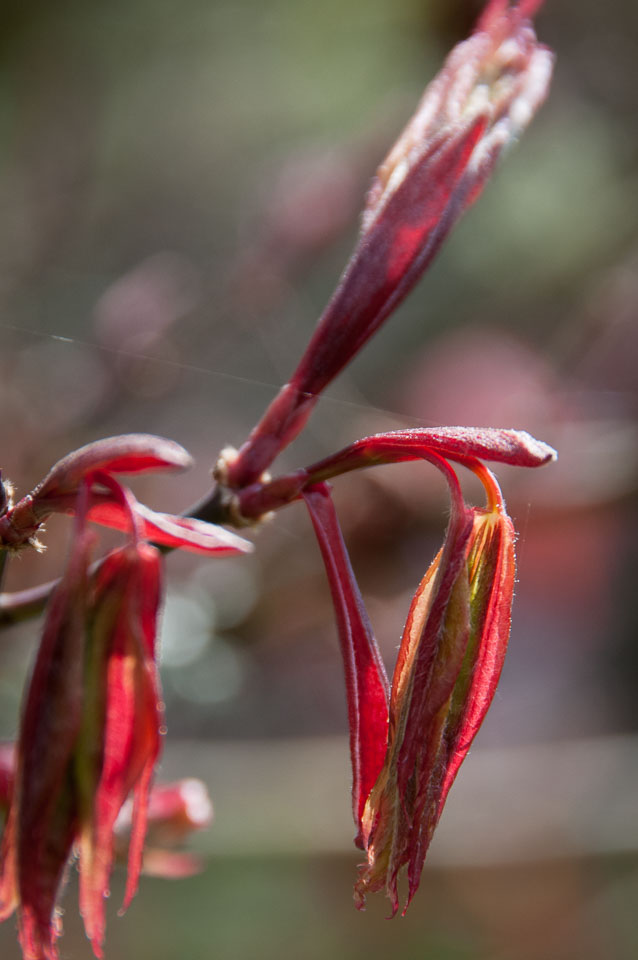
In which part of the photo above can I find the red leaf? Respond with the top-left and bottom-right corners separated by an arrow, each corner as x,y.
354,466 -> 517,915
86,501 -> 253,555
436,505 -> 516,813
304,427 -> 556,485
0,515 -> 94,958
78,544 -> 163,958
303,484 -> 389,843
289,118 -> 489,400
34,435 -> 193,500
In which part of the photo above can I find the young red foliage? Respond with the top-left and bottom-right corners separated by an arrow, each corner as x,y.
0,433 -> 252,557
303,433 -> 530,914
225,1 -> 553,490
302,484 -> 389,843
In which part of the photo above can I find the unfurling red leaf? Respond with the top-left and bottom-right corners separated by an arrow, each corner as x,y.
354,479 -> 516,915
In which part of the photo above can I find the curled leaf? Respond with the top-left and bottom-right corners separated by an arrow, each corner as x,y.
304,426 -> 557,483
34,435 -> 193,501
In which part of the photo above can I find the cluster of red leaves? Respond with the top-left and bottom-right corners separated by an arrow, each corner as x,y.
303,429 -> 554,913
0,438 -> 250,959
0,1 -> 556,956
213,0 -> 555,915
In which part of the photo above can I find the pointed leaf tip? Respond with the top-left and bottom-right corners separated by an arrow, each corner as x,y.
303,426 -> 556,487
367,426 -> 557,469
397,426 -> 558,468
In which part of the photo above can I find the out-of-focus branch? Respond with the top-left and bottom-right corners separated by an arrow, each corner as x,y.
0,579 -> 62,627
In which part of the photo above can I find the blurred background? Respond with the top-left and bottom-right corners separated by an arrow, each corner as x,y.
1,0 -> 638,957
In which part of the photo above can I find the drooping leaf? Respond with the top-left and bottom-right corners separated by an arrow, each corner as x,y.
303,484 -> 389,843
